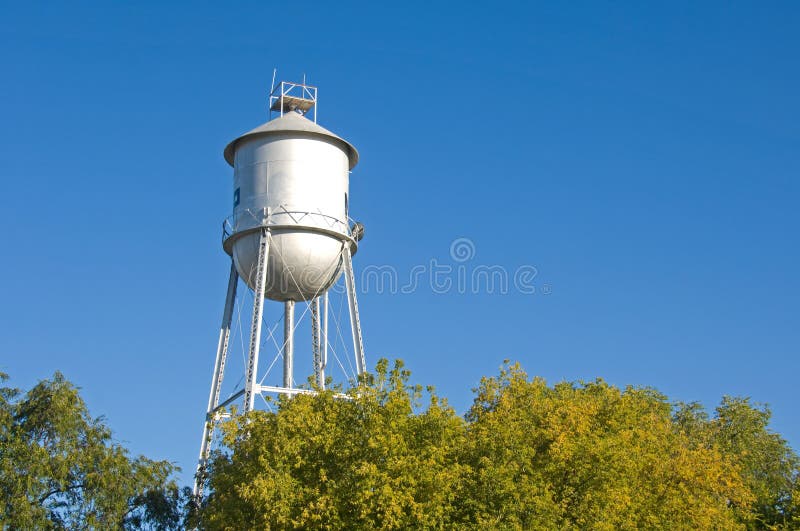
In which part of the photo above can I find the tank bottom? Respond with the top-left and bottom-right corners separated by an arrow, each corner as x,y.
232,229 -> 344,301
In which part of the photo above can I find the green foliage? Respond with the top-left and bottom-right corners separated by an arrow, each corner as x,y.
462,365 -> 748,530
197,360 -> 466,529
196,360 -> 800,530
675,396 -> 800,529
0,372 -> 186,530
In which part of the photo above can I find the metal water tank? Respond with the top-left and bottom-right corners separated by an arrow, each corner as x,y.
222,110 -> 359,301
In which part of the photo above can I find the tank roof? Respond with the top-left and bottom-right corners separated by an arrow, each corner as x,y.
223,111 -> 359,169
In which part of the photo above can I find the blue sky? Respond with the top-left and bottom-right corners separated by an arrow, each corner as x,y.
1,2 -> 798,485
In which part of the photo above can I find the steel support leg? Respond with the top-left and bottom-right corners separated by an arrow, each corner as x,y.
283,300 -> 295,388
322,291 -> 328,386
244,229 -> 270,412
343,244 -> 366,375
193,261 -> 239,499
311,297 -> 324,388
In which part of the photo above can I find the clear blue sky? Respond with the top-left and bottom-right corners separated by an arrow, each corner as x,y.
1,2 -> 798,485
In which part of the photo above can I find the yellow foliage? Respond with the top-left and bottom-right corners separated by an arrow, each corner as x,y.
195,360 -> 799,530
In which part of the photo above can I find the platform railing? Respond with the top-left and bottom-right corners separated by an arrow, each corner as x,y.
222,207 -> 351,243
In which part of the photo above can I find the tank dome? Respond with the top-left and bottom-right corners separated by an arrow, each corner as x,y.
223,111 -> 358,169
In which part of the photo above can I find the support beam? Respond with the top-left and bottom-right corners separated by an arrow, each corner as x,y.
208,262 -> 239,413
244,229 -> 270,412
256,384 -> 349,399
283,300 -> 295,388
194,261 -> 238,499
311,297 -> 324,388
211,388 -> 245,414
322,291 -> 328,387
343,244 -> 366,375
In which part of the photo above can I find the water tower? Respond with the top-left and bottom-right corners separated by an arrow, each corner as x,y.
193,80 -> 366,498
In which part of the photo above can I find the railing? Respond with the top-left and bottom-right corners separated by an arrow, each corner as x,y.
269,81 -> 318,122
222,207 -> 352,243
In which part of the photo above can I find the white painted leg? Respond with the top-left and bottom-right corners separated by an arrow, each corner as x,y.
283,300 -> 295,388
244,229 -> 270,412
194,261 -> 238,499
311,297 -> 324,388
343,244 -> 366,375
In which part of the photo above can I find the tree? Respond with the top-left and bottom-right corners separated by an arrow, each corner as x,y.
197,360 -> 799,530
0,372 -> 186,530
461,363 -> 751,530
197,360 -> 466,530
675,396 -> 800,529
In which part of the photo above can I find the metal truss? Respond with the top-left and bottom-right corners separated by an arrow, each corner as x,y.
269,81 -> 318,122
193,235 -> 366,500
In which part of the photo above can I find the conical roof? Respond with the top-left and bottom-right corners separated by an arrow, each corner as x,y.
223,111 -> 359,169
